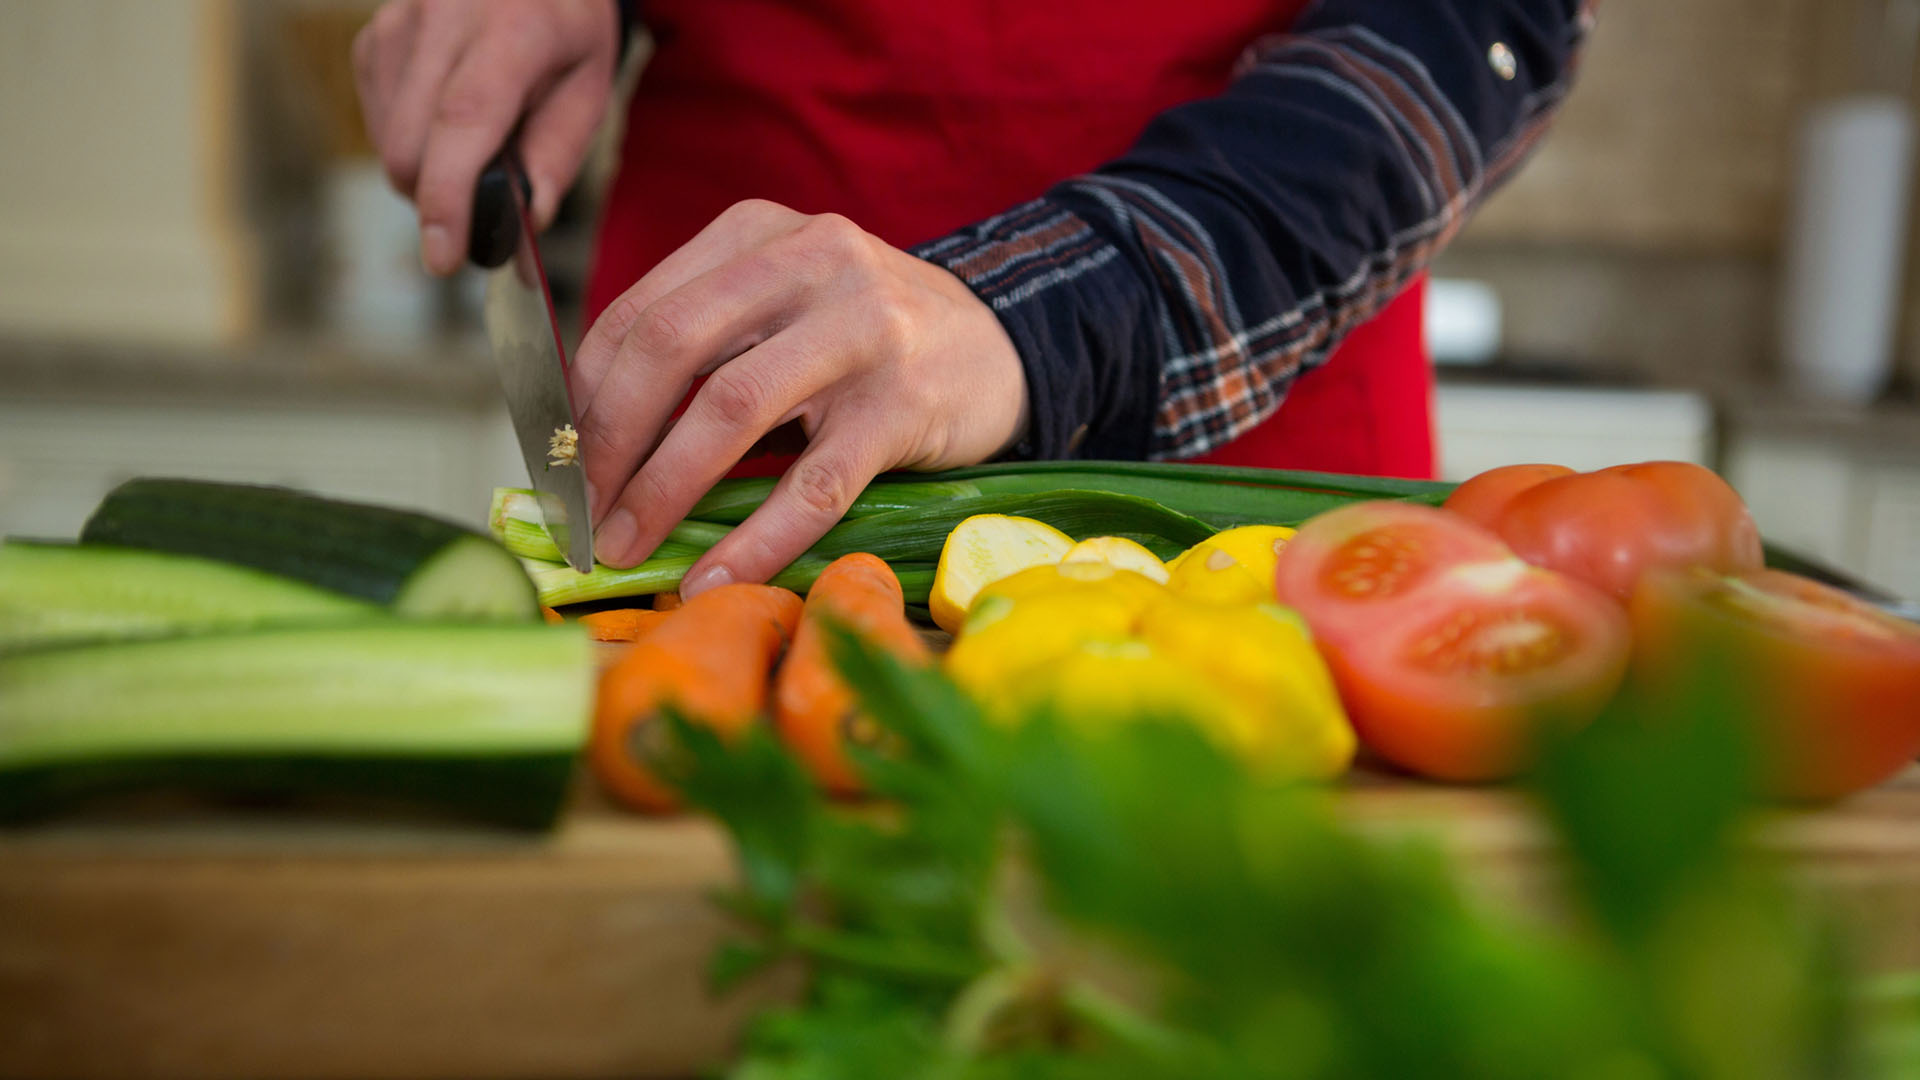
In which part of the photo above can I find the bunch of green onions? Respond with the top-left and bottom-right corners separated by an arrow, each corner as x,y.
494,461 -> 1453,609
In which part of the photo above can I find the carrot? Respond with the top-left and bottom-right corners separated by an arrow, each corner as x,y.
773,553 -> 931,797
541,606 -> 566,625
652,591 -> 685,612
579,608 -> 670,643
591,583 -> 802,813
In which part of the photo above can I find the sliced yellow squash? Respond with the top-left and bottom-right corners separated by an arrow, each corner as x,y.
1061,536 -> 1171,584
1201,525 -> 1296,587
928,514 -> 1074,634
1138,593 -> 1354,779
1165,542 -> 1270,606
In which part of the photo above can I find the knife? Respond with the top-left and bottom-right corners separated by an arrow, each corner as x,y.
469,148 -> 595,573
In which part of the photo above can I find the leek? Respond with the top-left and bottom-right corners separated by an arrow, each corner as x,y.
498,461 -> 1452,608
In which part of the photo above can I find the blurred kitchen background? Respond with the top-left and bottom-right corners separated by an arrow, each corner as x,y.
3,0 -> 1920,596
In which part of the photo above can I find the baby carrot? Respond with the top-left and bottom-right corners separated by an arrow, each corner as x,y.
773,553 -> 930,797
579,608 -> 670,643
591,583 -> 803,813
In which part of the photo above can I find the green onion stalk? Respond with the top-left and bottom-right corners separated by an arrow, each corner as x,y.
496,462 -> 1458,608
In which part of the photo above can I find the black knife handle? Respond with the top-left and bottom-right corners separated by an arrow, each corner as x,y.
468,148 -> 532,270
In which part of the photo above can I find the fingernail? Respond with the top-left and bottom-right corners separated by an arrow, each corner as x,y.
680,563 -> 735,599
593,508 -> 637,567
420,224 -> 453,274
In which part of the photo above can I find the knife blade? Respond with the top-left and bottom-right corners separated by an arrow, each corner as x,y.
469,148 -> 595,573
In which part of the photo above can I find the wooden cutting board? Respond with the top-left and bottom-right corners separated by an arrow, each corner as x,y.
2,766 -> 1916,1080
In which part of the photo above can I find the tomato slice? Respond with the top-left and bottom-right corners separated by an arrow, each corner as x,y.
1273,502 -> 1510,646
1276,502 -> 1631,781
1630,569 -> 1920,801
1443,463 -> 1574,528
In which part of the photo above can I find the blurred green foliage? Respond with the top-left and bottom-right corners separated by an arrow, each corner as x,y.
660,631 -> 1916,1079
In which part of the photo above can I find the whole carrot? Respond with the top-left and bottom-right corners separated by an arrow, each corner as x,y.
579,608 -> 670,643
591,583 -> 802,813
773,553 -> 930,797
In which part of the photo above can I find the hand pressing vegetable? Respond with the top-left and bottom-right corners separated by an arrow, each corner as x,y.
773,554 -> 930,796
1444,462 -> 1763,601
591,583 -> 802,812
1275,502 -> 1630,782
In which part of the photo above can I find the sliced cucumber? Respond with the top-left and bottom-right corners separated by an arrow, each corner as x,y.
81,478 -> 537,619
0,540 -> 378,652
0,621 -> 591,828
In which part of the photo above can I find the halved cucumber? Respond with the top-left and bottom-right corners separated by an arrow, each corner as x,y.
1,540 -> 378,652
0,621 -> 592,828
81,478 -> 537,619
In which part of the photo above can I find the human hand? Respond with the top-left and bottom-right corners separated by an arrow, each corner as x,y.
351,0 -> 619,274
573,199 -> 1029,596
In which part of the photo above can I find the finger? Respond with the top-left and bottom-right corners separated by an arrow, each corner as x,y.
681,433 -> 889,597
351,2 -> 420,152
413,22 -> 561,275
571,199 -> 805,408
575,232 -> 834,520
375,1 -> 477,201
592,333 -> 842,568
518,60 -> 613,230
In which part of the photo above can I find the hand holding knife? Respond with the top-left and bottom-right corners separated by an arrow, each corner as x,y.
468,147 -> 596,573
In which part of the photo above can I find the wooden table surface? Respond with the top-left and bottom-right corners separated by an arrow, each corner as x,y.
2,766 -> 1916,1080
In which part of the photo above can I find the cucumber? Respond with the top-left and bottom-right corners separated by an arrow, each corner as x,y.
1,540 -> 379,652
80,479 -> 537,620
0,621 -> 592,828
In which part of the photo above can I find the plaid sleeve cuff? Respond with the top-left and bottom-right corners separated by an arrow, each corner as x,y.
913,200 -> 1159,461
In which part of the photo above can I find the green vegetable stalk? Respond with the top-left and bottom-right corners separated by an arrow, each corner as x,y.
497,461 -> 1450,607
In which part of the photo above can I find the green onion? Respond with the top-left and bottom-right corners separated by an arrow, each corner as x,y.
491,488 -> 714,563
500,461 -> 1450,608
689,479 -> 986,525
911,460 -> 1453,501
525,556 -> 936,608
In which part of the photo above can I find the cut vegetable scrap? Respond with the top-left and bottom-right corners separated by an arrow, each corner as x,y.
547,424 -> 580,468
928,514 -> 1074,633
578,608 -> 669,643
1061,536 -> 1171,584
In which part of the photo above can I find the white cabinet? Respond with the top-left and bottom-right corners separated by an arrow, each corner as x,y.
0,395 -> 523,539
1726,421 -> 1920,600
1433,382 -> 1715,481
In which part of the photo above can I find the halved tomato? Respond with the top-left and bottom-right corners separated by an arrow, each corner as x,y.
1442,463 -> 1574,526
1630,569 -> 1920,801
1446,461 -> 1764,602
1275,503 -> 1631,781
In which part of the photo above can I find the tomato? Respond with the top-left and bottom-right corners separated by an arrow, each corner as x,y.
1443,464 -> 1574,527
1447,461 -> 1764,602
1630,569 -> 1920,801
1275,503 -> 1631,781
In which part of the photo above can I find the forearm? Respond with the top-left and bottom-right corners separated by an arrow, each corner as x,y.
916,0 -> 1593,461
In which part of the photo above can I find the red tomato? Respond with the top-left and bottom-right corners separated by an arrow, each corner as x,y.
1443,464 -> 1574,528
1276,503 -> 1631,782
1630,569 -> 1920,801
1449,461 -> 1763,602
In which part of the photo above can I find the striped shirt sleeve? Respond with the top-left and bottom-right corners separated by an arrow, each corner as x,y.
913,0 -> 1594,462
